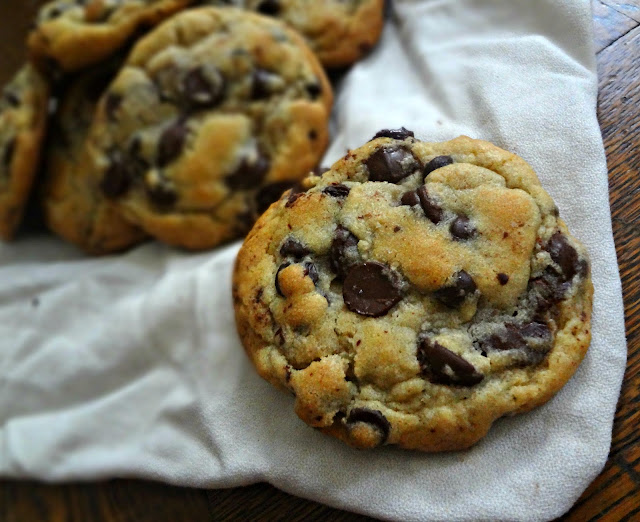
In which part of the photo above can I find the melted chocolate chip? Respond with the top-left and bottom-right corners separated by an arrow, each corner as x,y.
257,0 -> 280,15
146,181 -> 178,207
330,226 -> 359,279
285,184 -> 305,207
434,270 -> 476,308
424,155 -> 453,176
346,408 -> 390,445
547,232 -> 579,281
226,152 -> 271,190
256,182 -> 295,214
100,151 -> 132,198
417,185 -> 443,224
450,215 -> 476,240
365,147 -> 419,183
323,184 -> 350,198
481,324 -> 527,352
3,91 -> 19,107
251,68 -> 273,99
182,66 -> 225,108
343,262 -> 402,317
3,138 -> 15,169
157,121 -> 188,167
520,321 -> 551,340
305,82 -> 322,100
418,339 -> 483,386
280,238 -> 311,259
104,93 -> 122,122
275,262 -> 291,296
401,190 -> 420,207
371,127 -> 414,141
497,273 -> 509,285
531,271 -> 571,311
303,262 -> 319,285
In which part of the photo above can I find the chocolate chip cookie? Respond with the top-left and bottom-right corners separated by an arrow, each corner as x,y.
87,7 -> 332,250
42,61 -> 147,254
233,132 -> 593,451
28,0 -> 194,73
0,65 -> 50,240
200,0 -> 386,68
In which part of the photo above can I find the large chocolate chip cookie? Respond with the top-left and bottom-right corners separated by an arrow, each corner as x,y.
233,132 -> 593,451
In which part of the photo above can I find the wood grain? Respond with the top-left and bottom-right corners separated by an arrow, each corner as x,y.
1,1 -> 639,520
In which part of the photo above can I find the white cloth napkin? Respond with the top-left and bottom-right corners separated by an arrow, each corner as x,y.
0,0 -> 627,520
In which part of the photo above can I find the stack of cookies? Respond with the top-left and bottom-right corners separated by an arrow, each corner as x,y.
0,0 -> 385,252
2,1 -> 594,453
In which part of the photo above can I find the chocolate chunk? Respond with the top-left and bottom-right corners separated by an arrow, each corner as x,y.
104,93 -> 122,122
256,182 -> 294,214
450,215 -> 476,240
100,151 -> 132,198
520,321 -> 551,340
481,324 -> 527,352
157,121 -> 188,167
3,91 -> 19,107
323,184 -> 350,198
303,262 -> 319,285
285,184 -> 305,207
251,68 -> 273,99
343,262 -> 402,317
366,147 -> 419,183
2,138 -> 15,169
330,226 -> 359,279
417,185 -> 443,224
547,232 -> 579,281
346,408 -> 391,445
182,66 -> 224,108
497,273 -> 509,285
308,129 -> 317,141
400,190 -> 420,207
434,270 -> 476,308
280,238 -> 311,259
226,152 -> 271,190
146,181 -> 178,207
418,339 -> 483,387
424,155 -> 453,176
305,82 -> 322,100
371,127 -> 414,141
257,0 -> 280,15
275,262 -> 291,296
531,271 -> 571,310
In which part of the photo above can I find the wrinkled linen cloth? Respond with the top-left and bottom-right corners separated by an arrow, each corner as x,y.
0,1 -> 626,520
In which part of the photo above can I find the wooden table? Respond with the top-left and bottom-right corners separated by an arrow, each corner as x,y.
2,1 -> 639,520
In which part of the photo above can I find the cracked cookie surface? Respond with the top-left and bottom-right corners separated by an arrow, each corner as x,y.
0,65 -> 49,240
233,132 -> 593,451
42,60 -> 147,255
200,0 -> 385,67
86,7 -> 332,250
28,0 -> 194,73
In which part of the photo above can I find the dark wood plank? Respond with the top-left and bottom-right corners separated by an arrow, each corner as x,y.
2,1 -> 639,521
592,0 -> 639,52
1,480 -> 212,522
